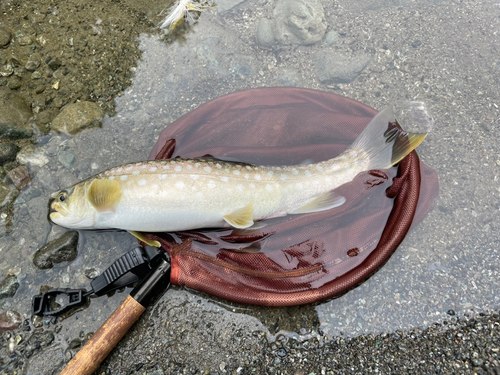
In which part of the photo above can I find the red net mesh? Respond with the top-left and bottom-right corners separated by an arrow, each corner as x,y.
144,87 -> 438,306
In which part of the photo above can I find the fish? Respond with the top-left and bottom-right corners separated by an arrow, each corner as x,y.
159,0 -> 213,31
48,106 -> 427,247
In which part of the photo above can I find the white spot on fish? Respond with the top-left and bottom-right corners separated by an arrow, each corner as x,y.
187,164 -> 193,170
316,165 -> 323,172
216,164 -> 222,169
237,184 -> 244,191
224,168 -> 230,173
345,165 -> 351,170
233,170 -> 241,175
267,170 -> 274,177
249,183 -> 256,189
117,168 -> 123,172
195,192 -> 204,199
349,150 -> 357,156
190,174 -> 199,180
175,165 -> 182,172
141,164 -> 147,169
305,170 -> 311,177
331,164 -> 341,172
244,174 -> 250,179
280,174 -> 287,181
158,174 -> 168,180
195,163 -> 201,168
126,166 -> 133,171
255,174 -> 262,180
292,169 -> 299,175
162,164 -> 169,170
175,181 -> 185,189
204,166 -> 212,173
246,166 -> 252,170
207,180 -> 216,188
149,167 -> 158,172
133,171 -> 140,175
221,176 -> 229,182
265,184 -> 273,191
121,175 -> 128,181
138,179 -> 147,186
295,182 -> 303,189
108,176 -> 115,180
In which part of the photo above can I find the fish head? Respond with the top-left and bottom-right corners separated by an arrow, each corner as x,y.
48,182 -> 97,229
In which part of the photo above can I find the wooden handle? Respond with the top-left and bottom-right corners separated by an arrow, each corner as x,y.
60,295 -> 145,375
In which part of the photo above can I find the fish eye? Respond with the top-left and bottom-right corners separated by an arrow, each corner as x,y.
58,192 -> 68,202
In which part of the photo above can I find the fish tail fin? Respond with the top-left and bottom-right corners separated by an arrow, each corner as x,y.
349,105 -> 428,169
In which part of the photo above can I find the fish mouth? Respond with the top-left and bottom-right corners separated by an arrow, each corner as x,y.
48,199 -> 68,220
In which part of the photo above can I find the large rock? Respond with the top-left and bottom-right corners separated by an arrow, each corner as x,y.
0,310 -> 22,331
50,101 -> 104,135
0,27 -> 11,47
274,0 -> 327,45
0,275 -> 19,299
314,51 -> 372,84
0,142 -> 19,165
32,231 -> 79,269
0,89 -> 33,139
256,18 -> 275,49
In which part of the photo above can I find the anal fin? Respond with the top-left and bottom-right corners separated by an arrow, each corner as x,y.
290,192 -> 346,214
129,231 -> 161,247
223,202 -> 254,229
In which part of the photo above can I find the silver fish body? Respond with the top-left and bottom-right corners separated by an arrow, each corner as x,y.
49,106 -> 427,237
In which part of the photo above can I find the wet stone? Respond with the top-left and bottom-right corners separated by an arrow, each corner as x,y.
0,310 -> 22,330
314,51 -> 371,84
256,18 -> 275,49
58,151 -> 75,169
0,63 -> 14,77
50,101 -> 104,135
7,76 -> 22,90
17,35 -> 32,46
323,30 -> 340,46
35,109 -> 57,127
0,89 -> 33,133
29,330 -> 54,347
0,27 -> 12,48
0,180 -> 18,209
0,275 -> 19,299
47,57 -> 62,71
16,146 -> 49,167
32,231 -> 79,269
25,59 -> 40,71
0,142 -> 19,165
7,165 -> 30,190
274,0 -> 327,45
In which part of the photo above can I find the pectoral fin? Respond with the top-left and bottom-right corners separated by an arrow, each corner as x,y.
129,231 -> 161,248
87,179 -> 122,213
223,202 -> 254,229
290,192 -> 346,214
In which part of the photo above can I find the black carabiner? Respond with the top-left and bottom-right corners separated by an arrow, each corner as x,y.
31,245 -> 168,317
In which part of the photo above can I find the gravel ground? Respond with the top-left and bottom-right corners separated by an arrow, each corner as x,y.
0,0 -> 499,374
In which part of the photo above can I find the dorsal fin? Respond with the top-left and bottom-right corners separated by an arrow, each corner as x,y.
87,179 -> 122,213
192,156 -> 255,168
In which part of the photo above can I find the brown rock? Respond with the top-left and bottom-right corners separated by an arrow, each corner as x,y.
50,101 -> 104,135
7,165 -> 30,189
